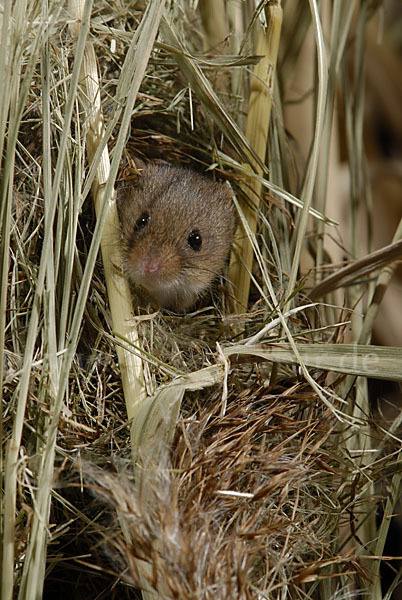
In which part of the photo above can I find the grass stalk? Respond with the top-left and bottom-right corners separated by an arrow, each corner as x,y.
314,1 -> 342,286
228,1 -> 282,312
285,0 -> 328,304
199,0 -> 228,52
372,449 -> 402,591
0,2 -> 63,597
74,2 -> 168,598
0,0 -> 13,583
160,17 -> 259,169
16,3 -> 94,597
72,12 -> 149,423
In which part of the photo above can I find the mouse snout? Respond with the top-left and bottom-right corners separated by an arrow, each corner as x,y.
128,245 -> 181,292
139,256 -> 163,275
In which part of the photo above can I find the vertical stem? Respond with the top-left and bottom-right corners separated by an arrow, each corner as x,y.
199,0 -> 228,51
228,2 -> 282,312
285,0 -> 328,305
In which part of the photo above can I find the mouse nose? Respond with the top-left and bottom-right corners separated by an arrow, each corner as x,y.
140,256 -> 162,275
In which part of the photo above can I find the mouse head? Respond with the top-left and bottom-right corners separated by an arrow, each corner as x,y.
117,162 -> 236,312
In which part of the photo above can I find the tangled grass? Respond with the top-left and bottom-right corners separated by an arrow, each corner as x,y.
1,1 -> 402,599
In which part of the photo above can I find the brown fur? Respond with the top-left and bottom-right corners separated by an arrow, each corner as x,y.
117,163 -> 236,312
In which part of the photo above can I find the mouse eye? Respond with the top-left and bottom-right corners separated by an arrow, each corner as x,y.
134,212 -> 150,232
187,229 -> 202,251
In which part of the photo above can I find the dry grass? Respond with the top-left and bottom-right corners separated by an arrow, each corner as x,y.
1,1 -> 402,599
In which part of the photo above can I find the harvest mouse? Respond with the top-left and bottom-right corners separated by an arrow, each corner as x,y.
117,162 -> 236,312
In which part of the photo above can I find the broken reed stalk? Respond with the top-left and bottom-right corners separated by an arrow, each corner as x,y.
69,0 -> 146,421
70,2 -> 169,598
228,2 -> 282,313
